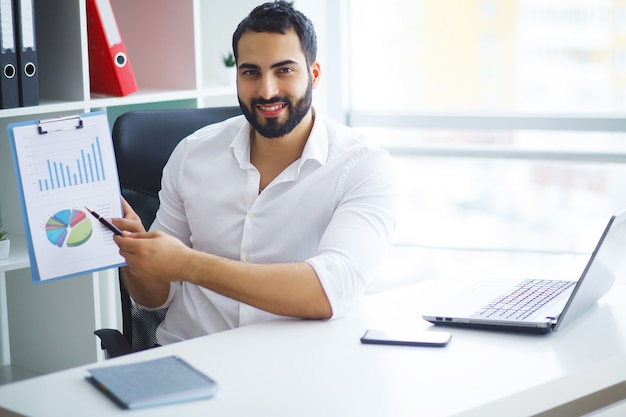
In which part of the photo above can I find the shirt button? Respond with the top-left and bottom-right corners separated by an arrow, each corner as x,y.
244,255 -> 251,262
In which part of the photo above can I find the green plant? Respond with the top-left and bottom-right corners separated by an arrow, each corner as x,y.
0,218 -> 6,241
222,52 -> 236,68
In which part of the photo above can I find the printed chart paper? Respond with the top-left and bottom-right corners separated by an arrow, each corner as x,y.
8,112 -> 125,282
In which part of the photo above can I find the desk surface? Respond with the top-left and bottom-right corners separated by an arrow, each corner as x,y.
0,279 -> 625,417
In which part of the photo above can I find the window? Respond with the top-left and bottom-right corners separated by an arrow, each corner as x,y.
349,0 -> 626,113
347,0 -> 626,290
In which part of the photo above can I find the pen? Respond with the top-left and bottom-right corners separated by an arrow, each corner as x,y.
84,206 -> 123,236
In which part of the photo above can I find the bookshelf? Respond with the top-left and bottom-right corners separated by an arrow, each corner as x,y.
0,0 -> 259,380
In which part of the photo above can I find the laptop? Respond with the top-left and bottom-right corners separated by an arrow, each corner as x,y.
422,210 -> 626,334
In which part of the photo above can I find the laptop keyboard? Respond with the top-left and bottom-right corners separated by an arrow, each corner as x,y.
471,279 -> 576,320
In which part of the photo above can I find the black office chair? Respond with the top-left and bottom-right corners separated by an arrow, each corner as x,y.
94,106 -> 242,358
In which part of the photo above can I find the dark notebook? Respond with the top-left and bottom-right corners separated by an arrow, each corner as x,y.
86,355 -> 217,409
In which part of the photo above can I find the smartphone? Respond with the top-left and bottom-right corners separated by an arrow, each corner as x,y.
360,329 -> 452,347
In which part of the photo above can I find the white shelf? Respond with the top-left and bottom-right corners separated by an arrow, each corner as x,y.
0,0 -> 248,380
88,89 -> 201,109
0,236 -> 29,274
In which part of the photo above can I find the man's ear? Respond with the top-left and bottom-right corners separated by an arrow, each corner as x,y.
311,61 -> 321,88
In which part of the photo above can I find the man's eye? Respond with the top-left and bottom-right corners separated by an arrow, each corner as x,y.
242,70 -> 259,77
277,67 -> 294,74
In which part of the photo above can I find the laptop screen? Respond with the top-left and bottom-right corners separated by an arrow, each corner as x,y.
554,211 -> 626,331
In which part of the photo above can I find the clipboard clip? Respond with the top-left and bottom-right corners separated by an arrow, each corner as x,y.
38,116 -> 84,134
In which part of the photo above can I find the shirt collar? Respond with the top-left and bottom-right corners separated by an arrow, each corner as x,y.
300,110 -> 328,168
230,119 -> 253,168
230,109 -> 329,169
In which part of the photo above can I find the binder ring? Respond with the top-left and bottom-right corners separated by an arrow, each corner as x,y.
24,62 -> 36,78
37,116 -> 84,134
3,64 -> 16,79
114,52 -> 127,68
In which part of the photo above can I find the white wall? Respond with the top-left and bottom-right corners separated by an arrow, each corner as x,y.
297,0 -> 347,122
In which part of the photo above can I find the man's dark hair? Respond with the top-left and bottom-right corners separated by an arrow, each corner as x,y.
232,1 -> 317,67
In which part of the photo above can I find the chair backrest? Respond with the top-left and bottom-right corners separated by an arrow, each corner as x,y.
112,106 -> 242,352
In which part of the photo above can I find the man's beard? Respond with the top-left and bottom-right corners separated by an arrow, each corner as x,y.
239,79 -> 313,139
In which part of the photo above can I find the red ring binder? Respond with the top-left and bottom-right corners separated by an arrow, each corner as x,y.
86,0 -> 138,97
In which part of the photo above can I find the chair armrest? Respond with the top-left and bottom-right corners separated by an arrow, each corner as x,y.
94,329 -> 133,358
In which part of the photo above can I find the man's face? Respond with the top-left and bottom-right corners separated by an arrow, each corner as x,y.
236,29 -> 319,139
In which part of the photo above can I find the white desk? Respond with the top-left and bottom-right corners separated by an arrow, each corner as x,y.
0,279 -> 625,417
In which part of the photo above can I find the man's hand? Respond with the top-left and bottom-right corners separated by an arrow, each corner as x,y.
110,198 -> 145,234
110,197 -> 172,308
114,230 -> 191,284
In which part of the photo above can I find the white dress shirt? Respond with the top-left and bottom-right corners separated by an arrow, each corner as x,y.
139,113 -> 398,345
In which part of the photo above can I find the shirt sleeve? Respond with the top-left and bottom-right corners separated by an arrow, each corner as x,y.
130,282 -> 180,311
306,147 -> 399,318
150,139 -> 193,246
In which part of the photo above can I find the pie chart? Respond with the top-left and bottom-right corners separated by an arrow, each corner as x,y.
46,209 -> 93,247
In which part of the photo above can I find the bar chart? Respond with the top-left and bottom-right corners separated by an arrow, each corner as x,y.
37,137 -> 108,191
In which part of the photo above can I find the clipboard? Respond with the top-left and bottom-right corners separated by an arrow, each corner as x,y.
7,111 -> 125,283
